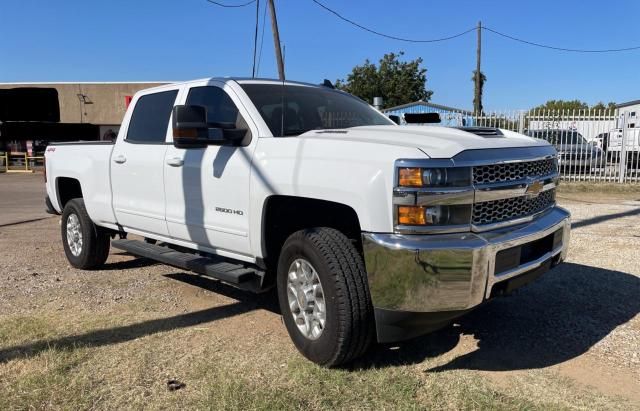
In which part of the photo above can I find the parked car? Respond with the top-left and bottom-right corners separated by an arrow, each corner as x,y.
526,129 -> 602,171
45,78 -> 571,367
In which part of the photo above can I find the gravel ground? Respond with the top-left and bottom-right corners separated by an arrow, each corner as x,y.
0,174 -> 638,408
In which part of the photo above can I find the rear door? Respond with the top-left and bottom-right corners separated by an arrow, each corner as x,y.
111,88 -> 179,236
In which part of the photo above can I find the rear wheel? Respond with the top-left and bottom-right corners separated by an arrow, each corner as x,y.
61,198 -> 110,269
276,227 -> 374,367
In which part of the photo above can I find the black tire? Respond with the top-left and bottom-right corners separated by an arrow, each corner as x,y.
276,227 -> 374,367
61,198 -> 110,269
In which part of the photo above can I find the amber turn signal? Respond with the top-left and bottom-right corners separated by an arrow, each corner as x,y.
398,168 -> 423,187
398,206 -> 426,225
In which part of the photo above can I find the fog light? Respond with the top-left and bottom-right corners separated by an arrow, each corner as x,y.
397,205 -> 472,226
398,206 -> 426,225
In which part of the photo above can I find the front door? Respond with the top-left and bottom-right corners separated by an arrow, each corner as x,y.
111,89 -> 178,236
164,84 -> 255,257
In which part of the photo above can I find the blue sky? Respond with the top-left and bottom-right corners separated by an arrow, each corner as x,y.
1,0 -> 639,110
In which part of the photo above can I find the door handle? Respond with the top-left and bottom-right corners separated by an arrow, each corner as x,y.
113,155 -> 127,164
166,157 -> 184,167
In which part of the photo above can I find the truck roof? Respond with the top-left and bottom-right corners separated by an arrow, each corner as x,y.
140,77 -> 327,93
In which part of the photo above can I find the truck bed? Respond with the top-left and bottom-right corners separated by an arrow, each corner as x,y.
45,141 -> 116,226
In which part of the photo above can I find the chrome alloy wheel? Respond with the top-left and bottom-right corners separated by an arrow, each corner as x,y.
66,213 -> 83,257
287,258 -> 326,340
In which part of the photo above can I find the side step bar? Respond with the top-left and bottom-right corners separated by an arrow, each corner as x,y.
112,239 -> 265,292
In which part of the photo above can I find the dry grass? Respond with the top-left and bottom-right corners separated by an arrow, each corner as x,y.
557,181 -> 640,195
0,309 -> 632,410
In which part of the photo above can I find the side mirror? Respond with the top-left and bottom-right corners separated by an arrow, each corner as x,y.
172,105 -> 208,148
172,105 -> 248,148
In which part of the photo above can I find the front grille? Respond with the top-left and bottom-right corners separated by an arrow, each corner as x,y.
473,158 -> 557,185
472,189 -> 556,226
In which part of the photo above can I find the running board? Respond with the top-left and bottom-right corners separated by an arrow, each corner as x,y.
112,239 -> 265,292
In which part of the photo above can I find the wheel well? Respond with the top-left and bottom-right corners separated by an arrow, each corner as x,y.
262,196 -> 362,275
56,177 -> 83,208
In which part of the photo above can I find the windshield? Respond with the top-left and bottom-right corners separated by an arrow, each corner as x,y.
240,83 -> 393,136
528,130 -> 587,145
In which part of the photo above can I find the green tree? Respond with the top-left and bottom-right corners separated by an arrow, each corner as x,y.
472,70 -> 486,115
532,99 -> 588,112
532,100 -> 616,112
590,101 -> 617,111
335,51 -> 432,109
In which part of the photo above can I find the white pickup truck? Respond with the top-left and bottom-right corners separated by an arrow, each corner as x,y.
45,78 -> 571,366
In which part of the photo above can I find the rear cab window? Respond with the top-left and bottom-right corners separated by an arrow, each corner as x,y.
126,90 -> 178,144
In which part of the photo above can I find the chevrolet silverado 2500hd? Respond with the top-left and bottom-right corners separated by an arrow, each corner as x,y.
45,78 -> 571,366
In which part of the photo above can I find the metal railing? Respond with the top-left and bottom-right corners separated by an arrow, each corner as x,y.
0,152 -> 7,173
0,152 -> 45,173
389,108 -> 639,183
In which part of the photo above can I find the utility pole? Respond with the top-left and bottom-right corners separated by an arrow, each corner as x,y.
267,0 -> 285,80
474,20 -> 482,115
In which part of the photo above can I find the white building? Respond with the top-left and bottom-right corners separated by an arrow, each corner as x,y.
616,100 -> 640,129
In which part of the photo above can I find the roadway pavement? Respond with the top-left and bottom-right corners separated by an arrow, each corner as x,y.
0,173 -> 50,226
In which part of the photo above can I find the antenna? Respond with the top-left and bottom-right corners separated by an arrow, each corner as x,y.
322,79 -> 335,89
280,43 -> 285,136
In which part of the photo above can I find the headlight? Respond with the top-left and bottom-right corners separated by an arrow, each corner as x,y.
397,205 -> 471,226
398,167 -> 471,187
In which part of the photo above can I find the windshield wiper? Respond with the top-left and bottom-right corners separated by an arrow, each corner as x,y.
282,129 -> 312,136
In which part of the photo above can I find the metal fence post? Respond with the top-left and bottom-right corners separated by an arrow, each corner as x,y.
619,113 -> 627,183
518,110 -> 525,134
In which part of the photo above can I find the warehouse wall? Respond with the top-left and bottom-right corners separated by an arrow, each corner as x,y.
0,82 -> 167,125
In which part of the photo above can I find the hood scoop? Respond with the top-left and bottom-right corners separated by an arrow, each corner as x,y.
456,126 -> 504,137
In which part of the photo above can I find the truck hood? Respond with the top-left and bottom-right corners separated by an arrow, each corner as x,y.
302,125 -> 550,158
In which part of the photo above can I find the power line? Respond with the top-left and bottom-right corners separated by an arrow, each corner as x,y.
310,0 -> 640,53
252,0 -> 260,77
310,0 -> 475,43
256,0 -> 268,75
204,0 -> 256,8
482,26 -> 640,53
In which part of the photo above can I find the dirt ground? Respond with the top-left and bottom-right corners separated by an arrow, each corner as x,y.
0,174 -> 639,410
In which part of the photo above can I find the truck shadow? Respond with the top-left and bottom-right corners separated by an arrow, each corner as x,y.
163,272 -> 279,314
0,273 -> 277,365
99,256 -> 157,270
352,262 -> 640,371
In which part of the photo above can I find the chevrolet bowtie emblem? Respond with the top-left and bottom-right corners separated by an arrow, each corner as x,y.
525,180 -> 544,198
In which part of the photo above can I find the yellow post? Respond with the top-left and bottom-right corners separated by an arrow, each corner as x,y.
24,153 -> 28,172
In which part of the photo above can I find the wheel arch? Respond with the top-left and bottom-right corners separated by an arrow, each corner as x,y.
56,177 -> 83,209
260,195 -> 363,275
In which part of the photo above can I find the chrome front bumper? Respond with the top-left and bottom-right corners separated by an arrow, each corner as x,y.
362,206 -> 571,314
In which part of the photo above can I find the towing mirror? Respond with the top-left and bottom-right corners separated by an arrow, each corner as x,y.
172,105 -> 248,148
172,105 -> 208,148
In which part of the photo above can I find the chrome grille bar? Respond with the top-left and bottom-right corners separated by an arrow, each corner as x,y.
473,158 -> 557,185
472,189 -> 556,226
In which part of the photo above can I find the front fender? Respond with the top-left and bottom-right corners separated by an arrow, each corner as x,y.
248,137 -> 426,257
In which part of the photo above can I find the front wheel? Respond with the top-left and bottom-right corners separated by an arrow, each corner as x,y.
277,227 -> 374,367
61,198 -> 110,269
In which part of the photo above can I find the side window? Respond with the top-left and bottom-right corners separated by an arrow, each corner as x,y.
186,86 -> 251,142
126,90 -> 178,143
